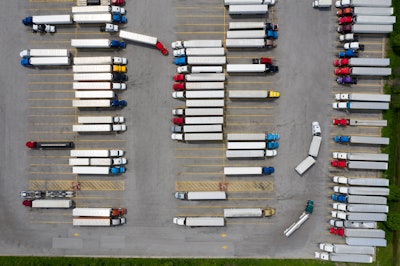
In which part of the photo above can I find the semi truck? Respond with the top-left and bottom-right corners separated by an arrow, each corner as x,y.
226,30 -> 274,39
22,15 -> 72,25
176,66 -> 223,74
335,0 -> 392,8
333,118 -> 387,127
171,40 -> 223,49
172,91 -> 225,99
223,166 -> 274,175
72,217 -> 126,226
73,82 -> 126,90
319,243 -> 374,255
315,252 -> 372,263
333,203 -> 389,213
332,101 -> 389,110
172,108 -> 224,116
334,93 -> 391,102
25,141 -> 74,149
174,191 -> 227,200
71,39 -> 125,48
308,136 -> 322,158
171,125 -> 222,133
72,166 -> 125,175
173,82 -> 225,90
333,135 -> 389,145
295,156 -> 316,175
227,142 -> 267,150
228,90 -> 280,99
72,207 -> 126,217
331,211 -> 387,221
337,24 -> 393,34
69,157 -> 127,166
224,0 -> 275,5
331,160 -> 388,170
75,91 -> 116,99
332,152 -> 389,161
173,74 -> 225,82
70,149 -> 124,157
73,73 -> 127,82
225,39 -> 267,48
335,67 -> 391,76
333,186 -> 389,196
72,124 -> 126,133
118,30 -> 168,55
226,64 -> 279,73
224,207 -> 276,218
171,133 -> 223,141
77,116 -> 125,124
23,199 -> 73,208
312,0 -> 332,8
21,57 -> 70,67
227,133 -> 279,141
338,33 -> 358,42
284,200 -> 314,237
354,15 -> 396,25
72,100 -> 127,108
71,5 -> 126,14
228,5 -> 269,15
346,237 -> 387,247
334,58 -> 390,67
330,219 -> 377,228
172,117 -> 223,125
173,217 -> 225,227
20,49 -> 69,58
76,0 -> 125,6
186,100 -> 225,107
72,13 -> 126,24
73,56 -> 127,65
332,194 -> 387,205
226,150 -> 277,158
333,176 -> 389,186
173,48 -> 225,57
72,65 -> 126,73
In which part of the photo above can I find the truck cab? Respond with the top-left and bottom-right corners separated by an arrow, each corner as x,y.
100,23 -> 119,32
174,192 -> 187,200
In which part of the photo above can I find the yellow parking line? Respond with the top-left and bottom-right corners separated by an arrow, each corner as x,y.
227,123 -> 272,126
29,114 -> 74,117
225,114 -> 272,117
30,90 -> 73,93
28,8 -> 70,11
178,205 -> 270,209
29,98 -> 74,101
28,73 -> 72,76
175,31 -> 225,34
28,131 -> 75,134
226,222 -> 274,225
30,123 -> 72,126
29,82 -> 72,84
178,23 -> 226,26
175,148 -> 223,150
29,172 -> 73,175
180,172 -> 223,175
176,156 -> 224,159
176,6 -> 224,9
176,15 -> 226,18
30,106 -> 74,109
228,81 -> 274,84
226,106 -> 273,109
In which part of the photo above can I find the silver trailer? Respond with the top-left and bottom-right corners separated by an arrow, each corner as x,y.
183,74 -> 226,82
335,135 -> 390,145
319,243 -> 375,255
349,119 -> 387,127
353,7 -> 393,16
334,203 -> 388,213
315,252 -> 373,263
173,90 -> 225,99
347,161 -> 388,170
340,58 -> 390,67
332,211 -> 387,221
229,22 -> 266,30
119,30 -> 157,46
351,24 -> 393,34
226,150 -> 276,158
295,156 -> 316,175
228,5 -> 268,15
308,136 -> 322,158
345,228 -> 385,238
172,108 -> 224,116
186,100 -> 225,107
225,39 -> 266,48
346,237 -> 387,247
332,176 -> 389,186
171,40 -> 223,49
330,219 -> 377,229
227,142 -> 266,150
346,195 -> 387,205
186,56 -> 227,65
334,186 -> 390,196
284,212 -> 310,237
173,217 -> 225,227
224,208 -> 264,218
227,133 -> 266,141
333,101 -> 390,110
174,191 -> 227,200
184,82 -> 225,90
228,90 -> 280,99
335,0 -> 392,8
226,30 -> 267,39
333,152 -> 389,161
350,67 -> 392,76
171,133 -> 223,141
355,16 -> 396,25
172,125 -> 222,133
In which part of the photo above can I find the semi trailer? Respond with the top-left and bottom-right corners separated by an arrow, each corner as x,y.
73,73 -> 127,82
71,39 -> 125,48
173,82 -> 225,90
335,67 -> 391,76
72,207 -> 126,217
331,160 -> 388,170
295,156 -> 316,175
227,142 -> 267,150
77,116 -> 125,124
70,149 -> 124,157
186,100 -> 225,107
228,5 -> 269,15
23,199 -> 73,208
223,166 -> 274,175
173,73 -> 226,82
319,243 -> 374,255
72,99 -> 126,108
174,191 -> 227,200
337,7 -> 394,16
172,108 -> 224,116
71,5 -> 126,14
73,82 -> 126,90
331,211 -> 387,221
330,219 -> 377,229
172,91 -> 225,99
346,237 -> 387,247
75,90 -> 116,99
355,15 -> 395,25
308,136 -> 322,158
171,125 -> 222,133
333,186 -> 389,196
332,176 -> 389,186
226,64 -> 279,73
25,141 -> 74,149
223,207 -> 275,218
22,15 -> 72,25
172,117 -> 224,125
69,157 -> 127,166
176,66 -> 223,74
334,93 -> 390,102
171,40 -> 223,49
20,49 -> 69,58
21,57 -> 70,67
225,39 -> 267,48
73,56 -> 127,65
334,58 -> 390,67
173,217 -> 225,227
72,218 -> 126,226
228,90 -> 280,99
333,135 -> 389,145
332,101 -> 389,110
72,65 -> 126,73
332,194 -> 387,205
173,48 -> 225,57
72,13 -> 126,24
226,150 -> 277,158
333,203 -> 388,213
332,152 -> 388,161
337,24 -> 393,34
72,166 -> 125,175
315,252 -> 372,263
227,133 -> 279,141
333,118 -> 387,127
72,124 -> 126,133
335,0 -> 392,8
171,133 -> 223,141
284,200 -> 314,237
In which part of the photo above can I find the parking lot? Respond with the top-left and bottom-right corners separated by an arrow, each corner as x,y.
0,0 -> 389,259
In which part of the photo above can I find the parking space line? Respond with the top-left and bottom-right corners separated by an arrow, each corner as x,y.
30,221 -> 72,224
225,114 -> 272,117
180,172 -> 223,175
28,131 -> 75,134
29,180 -> 124,191
227,123 -> 272,126
226,106 -> 273,109
29,106 -> 74,109
226,222 -> 274,225
175,31 -> 225,35
228,81 -> 274,84
29,123 -> 72,126
29,41 -> 70,44
28,73 -> 72,76
176,156 -> 224,159
27,8 -> 70,11
29,114 -> 74,117
175,147 -> 223,150
29,98 -> 74,100
178,23 -> 225,27
30,90 -> 73,93
178,205 -> 271,209
29,82 -> 72,84
29,171 -> 73,175
176,15 -> 226,18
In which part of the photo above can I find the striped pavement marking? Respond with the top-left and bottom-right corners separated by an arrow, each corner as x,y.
175,181 -> 273,192
29,180 -> 124,191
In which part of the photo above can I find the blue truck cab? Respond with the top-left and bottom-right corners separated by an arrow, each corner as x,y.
22,16 -> 33,26
20,58 -> 32,66
110,40 -> 126,48
338,49 -> 358,58
110,166 -> 126,174
267,141 -> 279,149
112,14 -> 127,24
266,30 -> 278,39
333,136 -> 350,143
266,133 -> 280,141
111,100 -> 127,107
262,167 -> 275,175
331,194 -> 347,203
174,57 -> 187,66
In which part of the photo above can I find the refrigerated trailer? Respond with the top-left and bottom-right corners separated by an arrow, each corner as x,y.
171,133 -> 223,141
70,149 -> 124,157
223,167 -> 274,175
75,91 -> 116,99
346,237 -> 387,247
20,49 -> 69,58
21,57 -> 71,67
77,116 -> 124,124
333,176 -> 389,186
334,93 -> 391,102
73,56 -> 127,65
172,90 -> 225,99
172,108 -> 224,116
295,156 -> 316,175
225,39 -> 266,48
119,30 -> 157,46
333,152 -> 388,161
31,199 -> 72,208
333,203 -> 388,213
227,142 -> 266,150
228,5 -> 268,15
173,217 -> 225,227
72,82 -> 126,90
355,15 -> 396,25
171,40 -> 223,49
171,125 -> 222,133
334,135 -> 390,145
319,243 -> 375,255
174,191 -> 227,200
228,90 -> 280,99
229,22 -> 267,30
72,218 -> 125,226
227,30 -> 268,39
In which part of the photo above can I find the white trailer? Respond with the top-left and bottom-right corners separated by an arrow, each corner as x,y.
308,136 -> 322,158
224,208 -> 264,218
75,90 -> 116,99
333,186 -> 389,196
229,22 -> 266,30
171,133 -> 223,141
73,82 -> 126,90
319,243 -> 374,255
173,48 -> 225,57
174,191 -> 227,200
77,116 -> 124,124
19,49 -> 69,58
72,124 -> 126,132
31,199 -> 72,208
71,5 -> 125,14
172,108 -> 224,116
23,57 -> 70,66
72,99 -> 118,108
353,7 -> 393,16
173,217 -> 225,227
350,24 -> 393,34
348,119 -> 387,127
72,208 -> 112,217
315,252 -> 372,263
332,152 -> 389,161
185,82 -> 225,90
226,64 -> 271,73
227,142 -> 266,150
73,14 -> 114,23
339,58 -> 390,67
224,0 -> 275,5
224,167 -> 271,175
227,30 -> 267,39
335,135 -> 390,145
332,176 -> 389,186
335,93 -> 391,102
119,30 -> 157,46
227,133 -> 266,141
226,150 -> 277,158
73,56 -> 127,65
182,74 -> 226,82
332,211 -> 387,222
346,237 -> 387,247
186,100 -> 225,107
332,101 -> 389,110
333,203 -> 389,213
226,39 -> 266,48
72,166 -> 123,175
72,65 -> 113,73
180,117 -> 224,125
69,158 -> 127,166
348,67 -> 392,76
71,39 -> 125,49
73,218 -> 125,226
172,91 -> 225,99
69,158 -> 90,166
186,56 -> 227,65
335,0 -> 392,8
31,15 -> 72,25
355,16 -> 396,25
70,149 -> 124,157
295,156 -> 316,175
228,90 -> 280,99
173,125 -> 222,133
284,212 -> 310,237
171,40 -> 223,49
312,0 -> 332,8
344,195 -> 387,205
330,220 -> 377,229
177,66 -> 223,74
229,5 -> 268,15
73,73 -> 114,81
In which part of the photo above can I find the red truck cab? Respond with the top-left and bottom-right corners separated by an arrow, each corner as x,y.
111,208 -> 127,217
337,7 -> 353,16
173,74 -> 185,82
155,41 -> 168,56
338,16 -> 353,25
334,67 -> 351,75
112,0 -> 125,6
22,200 -> 33,207
173,83 -> 185,91
172,118 -> 184,125
330,227 -> 345,236
333,118 -> 349,126
333,58 -> 349,66
331,160 -> 347,168
252,57 -> 273,64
